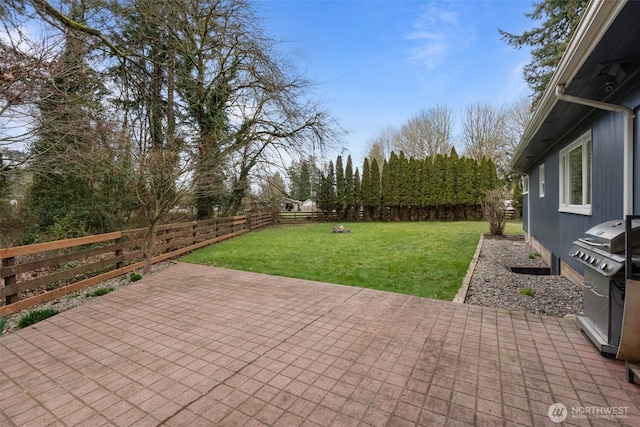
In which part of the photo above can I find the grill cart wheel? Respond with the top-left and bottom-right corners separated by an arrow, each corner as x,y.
626,361 -> 640,383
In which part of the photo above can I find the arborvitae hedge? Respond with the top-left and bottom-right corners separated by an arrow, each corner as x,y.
335,156 -> 345,216
317,149 -> 500,221
370,158 -> 381,220
317,160 -> 336,218
361,158 -> 372,220
352,167 -> 361,221
344,156 -> 355,219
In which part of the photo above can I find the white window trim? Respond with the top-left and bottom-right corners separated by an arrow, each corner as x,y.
539,164 -> 545,197
559,130 -> 592,215
522,175 -> 529,195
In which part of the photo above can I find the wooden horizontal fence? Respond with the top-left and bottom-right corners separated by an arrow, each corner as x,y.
0,211 -> 273,316
278,211 -> 322,222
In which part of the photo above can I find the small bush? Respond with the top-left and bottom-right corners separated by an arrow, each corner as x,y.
482,190 -> 507,236
129,272 -> 142,282
0,317 -> 6,335
520,287 -> 535,297
86,287 -> 113,298
17,309 -> 59,329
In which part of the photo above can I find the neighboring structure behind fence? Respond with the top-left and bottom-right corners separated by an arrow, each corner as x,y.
0,212 -> 273,316
277,211 -> 322,222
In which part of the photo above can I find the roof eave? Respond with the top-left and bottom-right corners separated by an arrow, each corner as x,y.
509,0 -> 628,173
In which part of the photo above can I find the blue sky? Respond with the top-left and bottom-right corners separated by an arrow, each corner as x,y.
255,0 -> 535,164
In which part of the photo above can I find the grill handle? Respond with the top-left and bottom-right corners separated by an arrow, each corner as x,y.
583,283 -> 607,297
577,238 -> 609,248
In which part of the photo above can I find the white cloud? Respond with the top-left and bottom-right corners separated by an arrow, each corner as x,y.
506,59 -> 531,98
404,2 -> 472,70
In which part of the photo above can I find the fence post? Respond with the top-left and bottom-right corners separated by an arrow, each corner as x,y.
245,212 -> 252,232
115,237 -> 123,269
2,256 -> 19,305
192,222 -> 198,245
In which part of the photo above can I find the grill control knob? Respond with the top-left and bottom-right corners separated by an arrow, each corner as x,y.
590,258 -> 597,265
574,251 -> 582,258
600,263 -> 609,271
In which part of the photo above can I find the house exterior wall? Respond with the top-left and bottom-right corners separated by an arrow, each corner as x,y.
522,193 -> 529,234
524,87 -> 640,279
632,93 -> 640,213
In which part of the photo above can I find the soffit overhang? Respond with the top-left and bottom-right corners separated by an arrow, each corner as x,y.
510,0 -> 640,173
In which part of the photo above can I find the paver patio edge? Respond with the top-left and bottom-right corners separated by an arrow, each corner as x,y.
453,233 -> 484,304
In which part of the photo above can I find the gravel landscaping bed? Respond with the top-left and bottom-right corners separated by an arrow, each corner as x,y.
465,235 -> 583,317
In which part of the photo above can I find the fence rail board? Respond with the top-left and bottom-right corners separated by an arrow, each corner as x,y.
0,261 -> 146,316
0,242 -> 123,277
0,255 -> 126,298
0,232 -> 123,258
0,212 -> 272,315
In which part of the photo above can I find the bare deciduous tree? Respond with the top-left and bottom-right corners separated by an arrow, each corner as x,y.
461,102 -> 508,167
394,105 -> 453,158
257,171 -> 286,210
365,126 -> 396,168
165,0 -> 336,217
1,0 -> 337,260
1,15 -> 60,171
504,96 -> 532,161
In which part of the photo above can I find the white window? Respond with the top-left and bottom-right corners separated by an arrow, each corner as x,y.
522,175 -> 529,194
559,130 -> 592,215
539,164 -> 545,197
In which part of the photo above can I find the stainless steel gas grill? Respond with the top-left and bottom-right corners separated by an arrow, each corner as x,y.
570,220 -> 640,355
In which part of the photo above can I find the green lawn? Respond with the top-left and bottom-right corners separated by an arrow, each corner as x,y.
181,221 -> 523,300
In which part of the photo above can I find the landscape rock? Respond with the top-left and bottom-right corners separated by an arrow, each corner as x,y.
465,235 -> 583,318
332,225 -> 350,233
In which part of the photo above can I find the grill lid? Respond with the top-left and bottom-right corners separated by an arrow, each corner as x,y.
581,219 -> 640,253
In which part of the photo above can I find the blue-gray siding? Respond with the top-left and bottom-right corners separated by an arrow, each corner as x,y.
524,88 -> 640,277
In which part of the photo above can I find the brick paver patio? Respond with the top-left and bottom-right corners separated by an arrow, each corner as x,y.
1,262 -> 639,426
